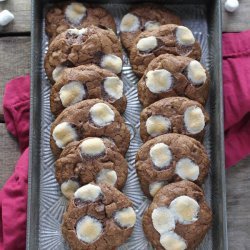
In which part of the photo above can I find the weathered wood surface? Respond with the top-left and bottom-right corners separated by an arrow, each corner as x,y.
0,37 -> 30,122
0,0 -> 31,33
0,123 -> 20,189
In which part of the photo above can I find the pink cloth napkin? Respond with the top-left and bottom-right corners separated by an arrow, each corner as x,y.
0,75 -> 30,250
223,30 -> 250,168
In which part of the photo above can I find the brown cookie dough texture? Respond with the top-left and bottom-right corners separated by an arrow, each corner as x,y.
129,24 -> 202,77
138,54 -> 210,107
50,65 -> 127,116
55,137 -> 128,198
50,99 -> 130,158
140,97 -> 209,143
45,2 -> 116,42
143,181 -> 212,250
135,134 -> 210,198
44,25 -> 123,84
62,183 -> 136,250
119,5 -> 181,52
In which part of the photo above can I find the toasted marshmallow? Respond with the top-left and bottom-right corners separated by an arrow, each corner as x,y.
150,143 -> 172,169
76,216 -> 103,243
144,21 -> 160,31
114,207 -> 136,228
52,65 -> 66,82
184,106 -> 205,134
176,26 -> 195,46
152,207 -> 175,234
146,69 -> 172,93
67,28 -> 87,36
146,115 -> 171,137
149,181 -> 167,197
160,231 -> 187,250
169,195 -> 199,224
79,138 -> 105,157
74,183 -> 102,202
52,122 -> 78,148
103,77 -> 123,100
187,60 -> 206,85
65,2 -> 87,25
136,36 -> 158,52
90,103 -> 115,127
120,13 -> 140,32
96,169 -> 117,186
175,158 -> 199,181
61,180 -> 80,199
100,54 -> 123,74
59,81 -> 86,107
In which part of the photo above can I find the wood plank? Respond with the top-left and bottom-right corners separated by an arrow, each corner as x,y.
0,0 -> 31,33
226,156 -> 250,249
0,123 -> 20,189
222,0 -> 250,32
0,36 -> 30,121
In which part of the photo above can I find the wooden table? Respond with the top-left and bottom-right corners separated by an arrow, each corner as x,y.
0,0 -> 250,248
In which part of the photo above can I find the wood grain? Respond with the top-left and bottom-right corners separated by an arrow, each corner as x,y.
0,0 -> 31,33
0,123 -> 20,189
222,0 -> 250,32
0,36 -> 30,121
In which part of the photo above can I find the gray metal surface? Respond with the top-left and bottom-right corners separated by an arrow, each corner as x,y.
28,1 -> 227,249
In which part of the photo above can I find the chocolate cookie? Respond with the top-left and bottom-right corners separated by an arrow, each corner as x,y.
50,99 -> 130,158
135,134 -> 210,198
44,25 -> 123,84
55,137 -> 128,199
50,65 -> 127,116
46,2 -> 116,42
62,183 -> 136,250
129,24 -> 202,76
138,54 -> 210,107
143,181 -> 212,250
119,5 -> 181,52
140,97 -> 209,143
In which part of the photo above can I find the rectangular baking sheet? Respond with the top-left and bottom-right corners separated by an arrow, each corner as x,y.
28,0 -> 227,249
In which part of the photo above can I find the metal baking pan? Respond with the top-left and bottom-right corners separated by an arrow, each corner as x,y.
27,0 -> 227,249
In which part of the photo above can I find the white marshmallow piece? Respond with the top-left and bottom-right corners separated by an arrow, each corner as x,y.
96,169 -> 117,186
52,65 -> 66,82
152,207 -> 175,234
146,115 -> 171,137
59,81 -> 86,107
67,28 -> 87,36
146,69 -> 172,94
144,21 -> 160,31
225,0 -> 239,12
114,207 -> 136,228
52,122 -> 78,148
176,26 -> 195,46
160,231 -> 187,250
76,216 -> 103,243
175,158 -> 199,181
169,195 -> 200,224
103,77 -> 123,100
184,106 -> 205,134
65,2 -> 87,25
100,54 -> 123,74
150,143 -> 172,169
61,180 -> 80,199
120,13 -> 140,32
149,181 -> 167,197
0,10 -> 14,26
90,103 -> 115,127
187,60 -> 207,85
79,138 -> 105,157
74,183 -> 102,202
136,36 -> 158,52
